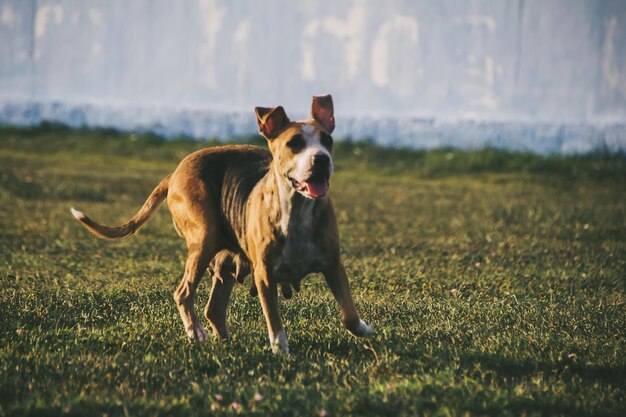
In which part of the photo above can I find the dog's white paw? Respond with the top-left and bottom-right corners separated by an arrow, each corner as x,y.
350,320 -> 374,337
186,323 -> 208,342
269,330 -> 289,356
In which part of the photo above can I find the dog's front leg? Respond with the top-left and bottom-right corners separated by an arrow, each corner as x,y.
254,266 -> 289,355
324,261 -> 373,337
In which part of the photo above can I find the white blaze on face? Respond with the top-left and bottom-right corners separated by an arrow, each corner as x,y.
290,124 -> 333,184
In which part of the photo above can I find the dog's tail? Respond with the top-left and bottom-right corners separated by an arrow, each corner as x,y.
70,174 -> 171,240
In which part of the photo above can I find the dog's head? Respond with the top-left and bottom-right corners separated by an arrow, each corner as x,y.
255,94 -> 335,199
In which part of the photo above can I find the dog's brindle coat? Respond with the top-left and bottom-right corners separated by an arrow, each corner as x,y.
71,95 -> 372,354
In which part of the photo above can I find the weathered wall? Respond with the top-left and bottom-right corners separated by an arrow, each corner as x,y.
1,0 -> 625,152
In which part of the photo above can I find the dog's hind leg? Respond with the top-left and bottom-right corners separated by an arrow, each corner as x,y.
204,250 -> 249,338
168,168 -> 223,342
170,201 -> 220,342
204,274 -> 234,339
174,236 -> 218,342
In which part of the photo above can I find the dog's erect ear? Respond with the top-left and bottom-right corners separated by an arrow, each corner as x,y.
255,106 -> 290,139
311,94 -> 335,133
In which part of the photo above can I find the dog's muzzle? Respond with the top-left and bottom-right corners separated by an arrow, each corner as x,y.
290,153 -> 332,198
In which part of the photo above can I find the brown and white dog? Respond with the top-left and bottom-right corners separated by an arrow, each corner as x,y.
70,94 -> 372,355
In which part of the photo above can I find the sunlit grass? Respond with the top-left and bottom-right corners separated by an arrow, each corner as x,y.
1,125 -> 625,416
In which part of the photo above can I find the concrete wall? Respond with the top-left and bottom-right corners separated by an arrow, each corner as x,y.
1,0 -> 625,152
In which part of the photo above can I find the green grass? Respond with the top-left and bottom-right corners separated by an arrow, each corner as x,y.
1,124 -> 625,416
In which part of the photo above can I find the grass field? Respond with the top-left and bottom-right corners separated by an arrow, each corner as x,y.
1,124 -> 625,416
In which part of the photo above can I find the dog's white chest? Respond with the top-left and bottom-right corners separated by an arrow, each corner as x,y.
272,199 -> 323,281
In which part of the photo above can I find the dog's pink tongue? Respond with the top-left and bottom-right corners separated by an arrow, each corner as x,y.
305,180 -> 328,198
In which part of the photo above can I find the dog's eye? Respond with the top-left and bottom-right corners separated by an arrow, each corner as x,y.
320,132 -> 333,149
287,134 -> 305,153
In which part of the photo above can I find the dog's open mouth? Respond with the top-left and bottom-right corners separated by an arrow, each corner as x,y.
290,175 -> 329,198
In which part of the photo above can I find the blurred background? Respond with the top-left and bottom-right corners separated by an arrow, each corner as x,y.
0,0 -> 625,153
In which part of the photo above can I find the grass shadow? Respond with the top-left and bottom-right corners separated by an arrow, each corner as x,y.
460,351 -> 626,386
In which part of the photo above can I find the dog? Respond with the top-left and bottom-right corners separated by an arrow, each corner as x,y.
70,94 -> 373,355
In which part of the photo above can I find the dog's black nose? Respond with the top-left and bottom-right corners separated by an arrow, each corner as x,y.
312,153 -> 331,172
